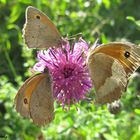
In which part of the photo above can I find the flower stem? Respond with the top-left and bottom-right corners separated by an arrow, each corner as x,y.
4,50 -> 17,78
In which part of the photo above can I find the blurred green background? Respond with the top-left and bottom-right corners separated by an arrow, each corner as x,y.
0,0 -> 140,140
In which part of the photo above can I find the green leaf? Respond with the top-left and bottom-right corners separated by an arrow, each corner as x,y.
134,109 -> 140,115
126,16 -> 135,22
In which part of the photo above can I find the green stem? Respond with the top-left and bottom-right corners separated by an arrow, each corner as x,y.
4,50 -> 17,78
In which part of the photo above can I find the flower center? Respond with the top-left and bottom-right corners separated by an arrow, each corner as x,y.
63,66 -> 74,78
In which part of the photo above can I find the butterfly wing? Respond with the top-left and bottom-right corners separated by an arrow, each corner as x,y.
88,53 -> 127,103
23,6 -> 61,49
29,73 -> 54,126
15,73 -> 54,126
92,42 -> 140,77
15,74 -> 45,117
88,42 -> 140,104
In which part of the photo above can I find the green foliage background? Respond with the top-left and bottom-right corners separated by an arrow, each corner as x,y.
0,0 -> 140,139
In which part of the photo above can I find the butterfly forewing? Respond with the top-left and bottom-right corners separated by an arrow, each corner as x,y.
23,6 -> 61,49
93,42 -> 140,77
15,74 -> 44,117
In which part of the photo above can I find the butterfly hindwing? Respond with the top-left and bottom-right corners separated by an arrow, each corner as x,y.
29,73 -> 54,126
88,53 -> 127,103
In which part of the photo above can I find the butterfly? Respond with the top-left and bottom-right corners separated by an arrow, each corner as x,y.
87,42 -> 140,104
22,6 -> 62,49
15,72 -> 54,126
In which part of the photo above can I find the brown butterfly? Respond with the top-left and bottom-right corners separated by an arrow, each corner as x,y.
87,42 -> 140,104
15,72 -> 54,126
22,6 -> 62,49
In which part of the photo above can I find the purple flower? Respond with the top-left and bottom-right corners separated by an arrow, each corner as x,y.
33,38 -> 92,109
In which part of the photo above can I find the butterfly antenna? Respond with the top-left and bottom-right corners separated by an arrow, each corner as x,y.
90,38 -> 99,50
68,32 -> 83,41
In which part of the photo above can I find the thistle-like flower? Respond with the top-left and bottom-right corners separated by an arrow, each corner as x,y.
33,38 -> 92,109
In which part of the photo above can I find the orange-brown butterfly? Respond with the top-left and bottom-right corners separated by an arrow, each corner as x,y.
22,6 -> 62,49
87,42 -> 140,104
15,72 -> 54,126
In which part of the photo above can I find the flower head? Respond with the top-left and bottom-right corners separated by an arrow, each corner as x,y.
33,38 -> 92,109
